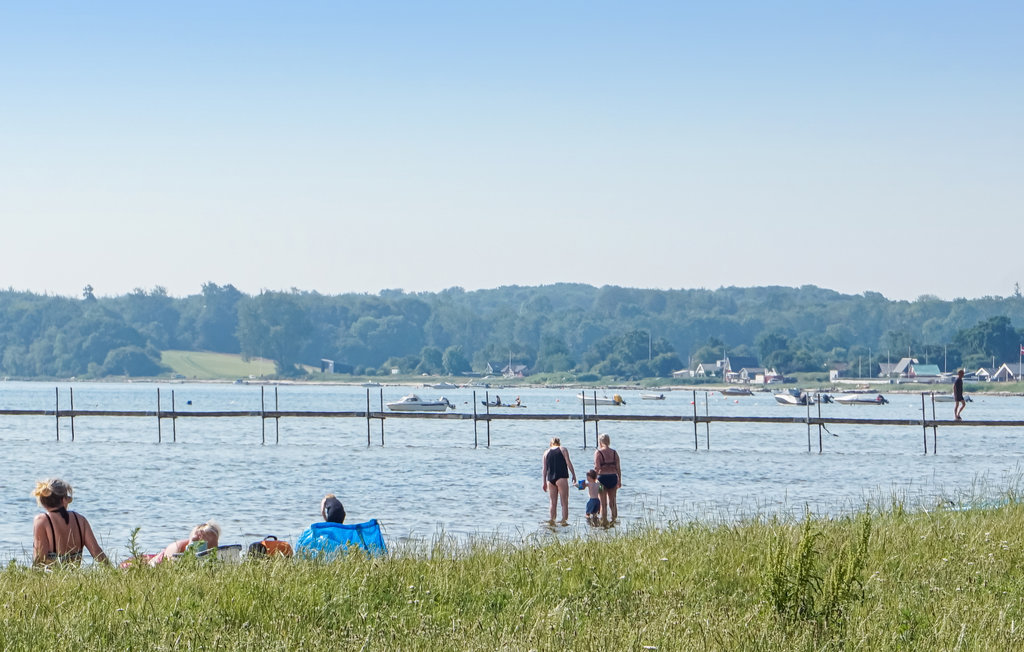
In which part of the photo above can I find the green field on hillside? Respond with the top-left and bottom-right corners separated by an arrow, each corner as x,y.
160,350 -> 277,379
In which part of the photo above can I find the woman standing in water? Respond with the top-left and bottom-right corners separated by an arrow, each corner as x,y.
32,478 -> 107,566
542,437 -> 577,525
594,433 -> 622,524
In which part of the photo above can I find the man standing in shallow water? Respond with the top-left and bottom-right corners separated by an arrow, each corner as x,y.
953,368 -> 966,421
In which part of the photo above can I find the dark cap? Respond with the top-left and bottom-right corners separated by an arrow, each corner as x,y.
323,495 -> 346,524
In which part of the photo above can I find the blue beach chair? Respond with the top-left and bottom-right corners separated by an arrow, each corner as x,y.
296,519 -> 387,559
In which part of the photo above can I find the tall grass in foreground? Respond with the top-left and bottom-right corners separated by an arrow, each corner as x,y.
4,502 -> 1024,651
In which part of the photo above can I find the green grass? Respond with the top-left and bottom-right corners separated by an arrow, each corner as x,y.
160,350 -> 278,380
7,501 -> 1024,650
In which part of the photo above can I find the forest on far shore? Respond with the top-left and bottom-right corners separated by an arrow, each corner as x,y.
2,283 -> 1023,380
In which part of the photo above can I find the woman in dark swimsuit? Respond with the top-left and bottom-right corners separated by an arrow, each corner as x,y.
32,478 -> 107,566
594,433 -> 622,524
542,437 -> 577,525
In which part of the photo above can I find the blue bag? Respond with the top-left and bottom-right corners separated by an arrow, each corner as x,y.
296,519 -> 387,559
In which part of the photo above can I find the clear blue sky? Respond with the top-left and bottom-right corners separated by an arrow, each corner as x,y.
1,2 -> 1021,301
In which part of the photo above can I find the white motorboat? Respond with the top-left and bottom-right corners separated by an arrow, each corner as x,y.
386,394 -> 455,412
834,393 -> 888,405
774,389 -> 814,406
933,394 -> 972,403
640,393 -> 666,400
721,387 -> 753,397
577,393 -> 626,406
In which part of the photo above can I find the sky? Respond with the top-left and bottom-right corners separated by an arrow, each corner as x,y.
1,1 -> 1021,301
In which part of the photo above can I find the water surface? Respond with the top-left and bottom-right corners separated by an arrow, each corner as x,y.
1,381 -> 1020,563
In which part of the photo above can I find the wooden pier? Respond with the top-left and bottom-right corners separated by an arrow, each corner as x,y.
4,388 -> 1022,454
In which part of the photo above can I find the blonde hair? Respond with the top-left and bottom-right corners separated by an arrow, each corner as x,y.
32,478 -> 73,509
549,437 -> 561,447
190,521 -> 221,544
599,433 -> 611,446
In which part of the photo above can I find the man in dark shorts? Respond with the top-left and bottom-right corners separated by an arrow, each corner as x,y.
953,368 -> 966,421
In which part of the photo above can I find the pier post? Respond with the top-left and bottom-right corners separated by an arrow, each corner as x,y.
473,390 -> 478,449
581,392 -> 587,449
70,387 -> 75,442
920,393 -> 927,454
365,389 -> 371,447
930,392 -> 937,455
704,391 -> 710,449
171,390 -> 177,443
806,399 -> 812,451
379,388 -> 385,446
692,390 -> 698,450
275,386 -> 280,445
55,387 -> 59,442
483,390 -> 491,448
260,386 -> 265,446
157,388 -> 162,443
817,394 -> 822,454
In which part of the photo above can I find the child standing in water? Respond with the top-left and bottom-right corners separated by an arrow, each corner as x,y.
580,469 -> 602,525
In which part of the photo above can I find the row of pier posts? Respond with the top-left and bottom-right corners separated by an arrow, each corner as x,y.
43,386 -> 1012,454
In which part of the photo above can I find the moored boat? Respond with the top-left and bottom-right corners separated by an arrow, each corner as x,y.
386,394 -> 455,411
774,389 -> 814,406
640,393 -> 666,400
577,393 -> 626,406
933,394 -> 972,403
834,393 -> 888,405
721,387 -> 754,397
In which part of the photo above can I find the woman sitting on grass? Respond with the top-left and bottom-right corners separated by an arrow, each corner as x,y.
32,478 -> 108,566
149,521 -> 221,565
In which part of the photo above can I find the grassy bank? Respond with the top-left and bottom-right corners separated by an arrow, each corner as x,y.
5,502 -> 1024,650
160,350 -> 279,379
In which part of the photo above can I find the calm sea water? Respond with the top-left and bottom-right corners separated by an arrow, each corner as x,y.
1,381 -> 1022,563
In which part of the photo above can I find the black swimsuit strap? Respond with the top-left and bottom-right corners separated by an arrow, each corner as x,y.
46,512 -> 57,555
45,510 -> 84,556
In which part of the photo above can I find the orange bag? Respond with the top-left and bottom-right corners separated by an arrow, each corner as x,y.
247,535 -> 293,558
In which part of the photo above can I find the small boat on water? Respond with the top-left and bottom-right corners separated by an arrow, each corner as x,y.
834,393 -> 888,405
774,389 -> 814,406
577,393 -> 626,406
481,396 -> 525,408
721,387 -> 753,397
933,394 -> 972,403
641,393 -> 666,400
386,394 -> 455,412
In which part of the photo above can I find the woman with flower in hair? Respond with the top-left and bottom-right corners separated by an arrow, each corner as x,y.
32,478 -> 108,566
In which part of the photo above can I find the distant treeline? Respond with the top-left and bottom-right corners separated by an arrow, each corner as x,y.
2,283 -> 1023,379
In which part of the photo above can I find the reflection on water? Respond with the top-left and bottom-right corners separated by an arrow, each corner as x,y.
1,381 -> 1022,563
